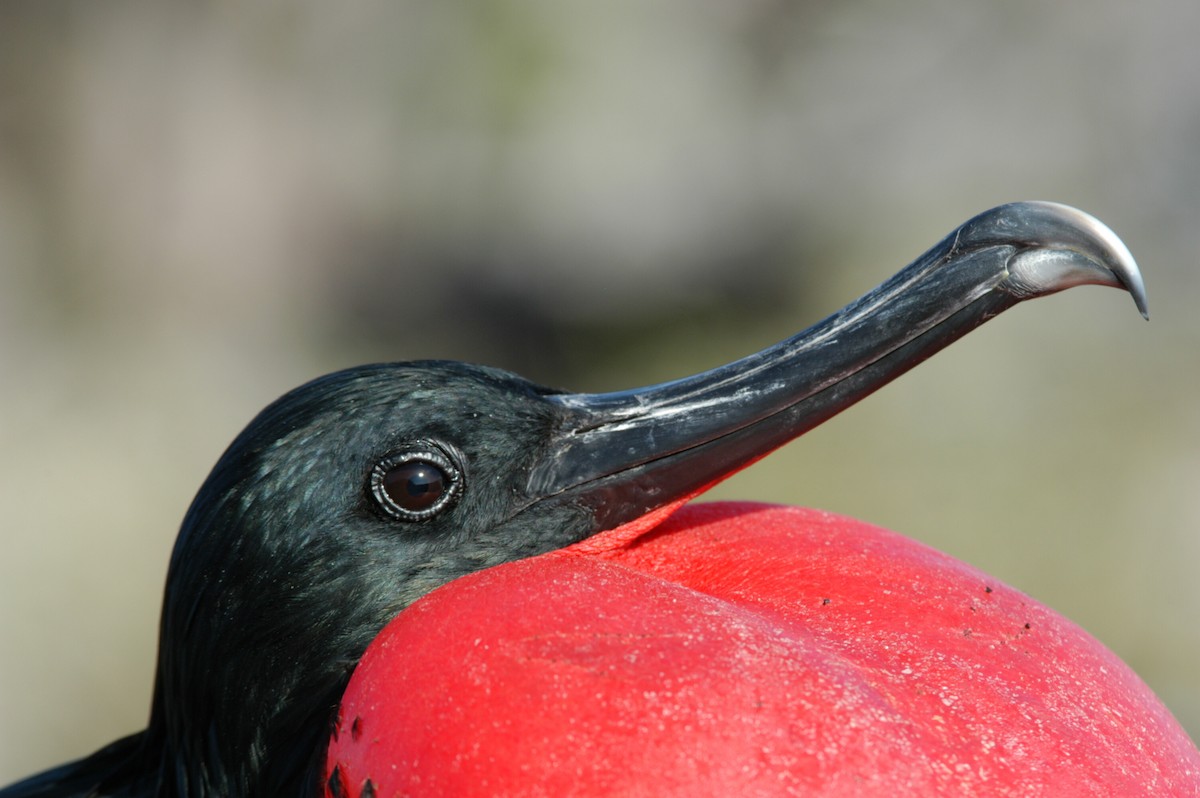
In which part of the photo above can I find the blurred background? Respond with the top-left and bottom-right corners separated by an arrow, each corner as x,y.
2,0 -> 1198,782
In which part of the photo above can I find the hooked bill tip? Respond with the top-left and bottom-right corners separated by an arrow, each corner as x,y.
971,202 -> 1149,320
1031,202 -> 1148,320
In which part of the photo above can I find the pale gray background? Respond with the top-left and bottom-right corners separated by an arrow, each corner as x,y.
2,1 -> 1198,782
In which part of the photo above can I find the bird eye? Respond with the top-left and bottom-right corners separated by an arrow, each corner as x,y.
369,444 -> 463,521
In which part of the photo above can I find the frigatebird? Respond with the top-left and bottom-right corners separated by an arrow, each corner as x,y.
0,203 -> 1146,797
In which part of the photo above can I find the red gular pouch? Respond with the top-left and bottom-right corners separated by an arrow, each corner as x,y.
325,502 -> 1200,798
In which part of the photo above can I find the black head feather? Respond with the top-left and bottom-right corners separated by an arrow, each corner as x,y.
150,361 -> 597,795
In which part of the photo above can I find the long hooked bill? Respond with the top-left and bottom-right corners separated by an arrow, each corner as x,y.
527,201 -> 1147,531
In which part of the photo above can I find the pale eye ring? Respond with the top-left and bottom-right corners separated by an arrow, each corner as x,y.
369,444 -> 463,521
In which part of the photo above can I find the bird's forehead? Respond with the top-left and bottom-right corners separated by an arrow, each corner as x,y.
249,365 -> 551,466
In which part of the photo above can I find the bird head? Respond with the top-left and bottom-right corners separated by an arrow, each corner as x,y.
150,362 -> 587,794
131,202 -> 1144,796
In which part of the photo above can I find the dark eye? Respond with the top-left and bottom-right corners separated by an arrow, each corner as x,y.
369,444 -> 463,521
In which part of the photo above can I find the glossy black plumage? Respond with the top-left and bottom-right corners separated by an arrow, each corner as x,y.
0,203 -> 1145,798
